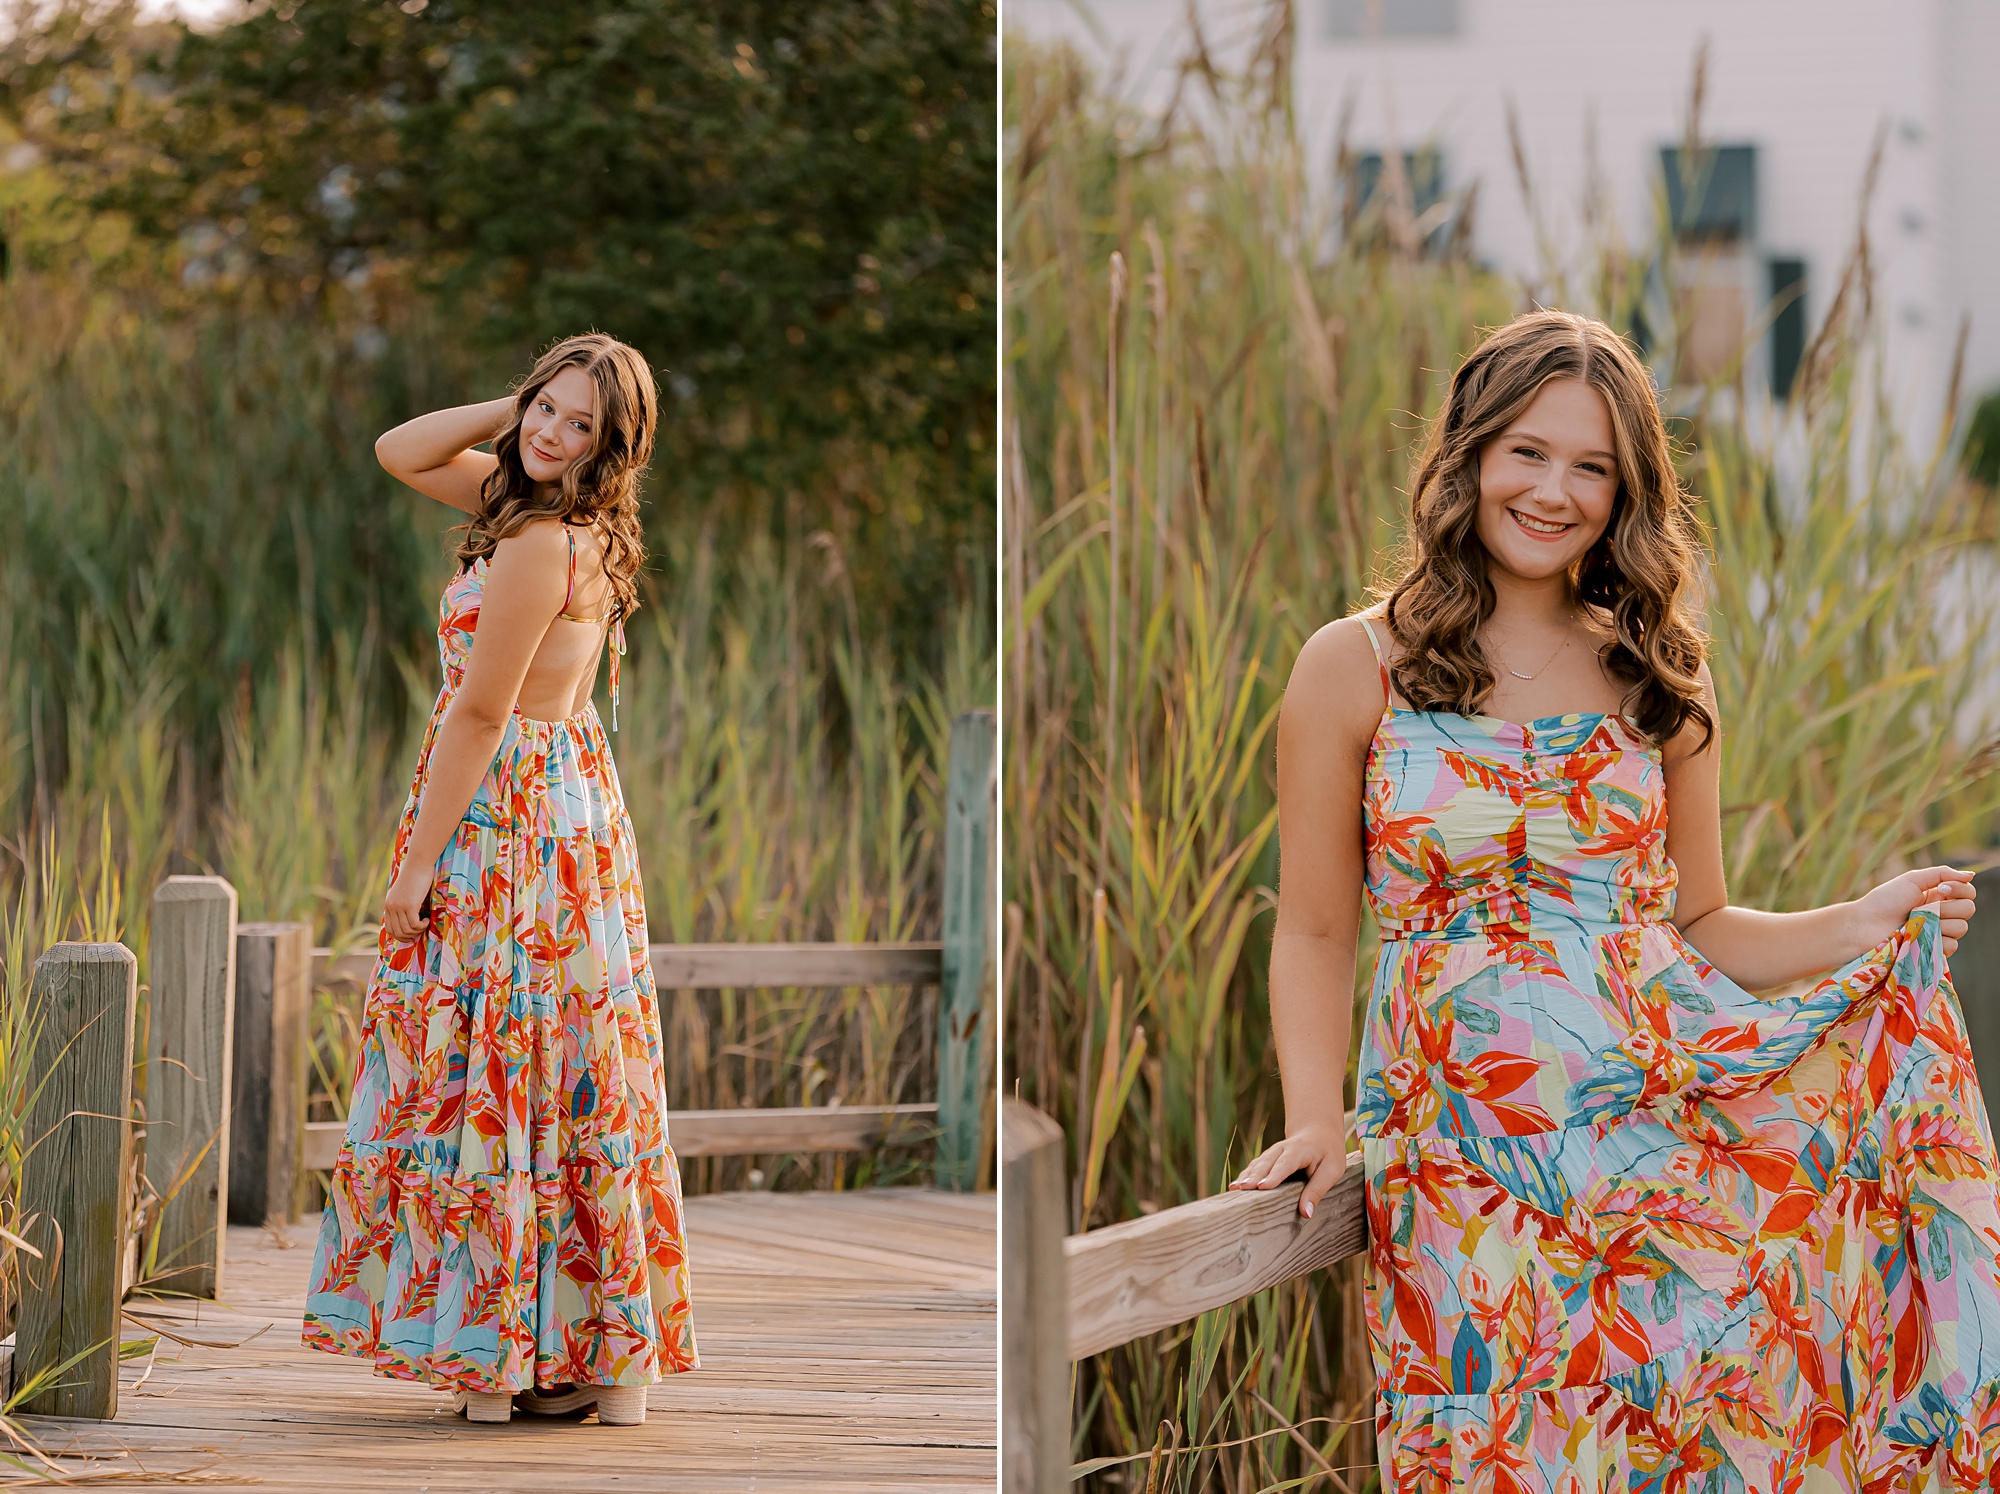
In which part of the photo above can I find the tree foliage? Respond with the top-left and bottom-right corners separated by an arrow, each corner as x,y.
2,0 -> 994,650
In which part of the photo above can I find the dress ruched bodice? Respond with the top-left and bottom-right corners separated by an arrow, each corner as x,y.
1364,708 -> 1674,942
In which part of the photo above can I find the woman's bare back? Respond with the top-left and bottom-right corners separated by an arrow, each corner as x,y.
514,524 -> 613,722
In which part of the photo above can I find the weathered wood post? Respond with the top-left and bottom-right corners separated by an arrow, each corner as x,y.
143,877 -> 237,1298
936,710 -> 997,1192
1001,1100 -> 1069,1494
1954,866 -> 2000,1095
230,923 -> 311,1227
16,943 -> 138,1419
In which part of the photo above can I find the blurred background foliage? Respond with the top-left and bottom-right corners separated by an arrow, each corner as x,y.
0,0 -> 995,1195
1005,7 -> 2000,1487
4,0 -> 994,660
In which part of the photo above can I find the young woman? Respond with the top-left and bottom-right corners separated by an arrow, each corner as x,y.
1230,310 -> 2000,1486
302,333 -> 697,1426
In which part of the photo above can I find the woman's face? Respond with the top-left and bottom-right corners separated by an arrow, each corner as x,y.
519,365 -> 598,487
1473,377 -> 1621,583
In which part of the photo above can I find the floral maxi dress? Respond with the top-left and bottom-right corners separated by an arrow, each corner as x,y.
1352,619 -> 2000,1490
302,553 -> 697,1392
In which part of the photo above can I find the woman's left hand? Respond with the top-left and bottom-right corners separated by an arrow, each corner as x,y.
1850,865 -> 1978,957
381,866 -> 436,944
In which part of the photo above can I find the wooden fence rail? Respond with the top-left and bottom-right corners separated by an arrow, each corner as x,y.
310,941 -> 950,992
15,710 -> 995,1420
1000,1098 -> 1371,1492
301,941 -> 953,1170
302,1098 -> 940,1170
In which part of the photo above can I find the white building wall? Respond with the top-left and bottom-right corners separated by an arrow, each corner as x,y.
1008,0 -> 1998,436
1939,0 -> 2000,412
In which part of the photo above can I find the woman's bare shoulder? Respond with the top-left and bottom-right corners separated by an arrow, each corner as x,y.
482,519 -> 572,600
1292,611 -> 1391,684
1283,613 -> 1392,752
1661,656 -> 1722,769
492,516 -> 570,561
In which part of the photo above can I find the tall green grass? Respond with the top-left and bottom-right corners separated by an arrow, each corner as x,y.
1005,18 -> 2000,1491
1,271 -> 991,1204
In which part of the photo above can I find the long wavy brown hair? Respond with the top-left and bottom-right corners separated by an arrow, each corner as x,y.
1377,309 -> 1713,750
452,332 -> 656,624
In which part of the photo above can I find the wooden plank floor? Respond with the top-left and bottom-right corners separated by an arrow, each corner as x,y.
15,1189 -> 996,1492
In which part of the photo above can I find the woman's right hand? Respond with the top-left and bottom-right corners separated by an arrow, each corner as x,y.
380,864 -> 436,944
1227,1118 -> 1350,1219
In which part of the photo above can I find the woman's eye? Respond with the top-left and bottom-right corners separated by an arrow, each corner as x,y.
1579,463 -> 1608,477
1514,447 -> 1542,460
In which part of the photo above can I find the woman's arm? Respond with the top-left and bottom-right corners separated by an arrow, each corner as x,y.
1666,667 -> 1976,989
1227,618 -> 1379,1219
379,520 -> 572,942
375,395 -> 515,514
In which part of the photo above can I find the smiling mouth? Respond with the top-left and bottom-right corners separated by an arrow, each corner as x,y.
1509,508 -> 1576,539
528,444 -> 560,463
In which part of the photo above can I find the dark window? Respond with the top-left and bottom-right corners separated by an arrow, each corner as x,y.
1344,147 -> 1446,236
1769,258 -> 1806,401
1324,0 -> 1459,36
1660,144 -> 1758,242
1964,387 -> 2000,487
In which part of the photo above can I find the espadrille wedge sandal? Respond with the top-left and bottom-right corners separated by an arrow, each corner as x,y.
453,1390 -> 513,1423
516,1382 -> 648,1425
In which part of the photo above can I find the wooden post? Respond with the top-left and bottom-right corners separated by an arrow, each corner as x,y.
231,923 -> 311,1227
143,876 -> 236,1299
16,943 -> 137,1419
936,710 -> 996,1192
1954,867 -> 2000,1094
1001,1100 -> 1069,1494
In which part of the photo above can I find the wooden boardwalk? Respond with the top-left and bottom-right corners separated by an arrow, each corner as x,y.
18,1189 -> 995,1492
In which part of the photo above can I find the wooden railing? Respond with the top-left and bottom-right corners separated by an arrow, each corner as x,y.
301,942 -> 950,1170
999,1098 -> 1369,1493
16,710 -> 993,1420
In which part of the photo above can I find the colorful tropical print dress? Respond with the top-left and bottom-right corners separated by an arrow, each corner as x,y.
1352,619 -> 2000,1491
302,551 -> 698,1393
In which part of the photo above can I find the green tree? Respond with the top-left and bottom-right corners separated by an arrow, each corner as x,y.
3,0 -> 994,652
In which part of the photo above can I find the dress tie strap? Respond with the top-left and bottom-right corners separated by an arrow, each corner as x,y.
609,616 -> 625,732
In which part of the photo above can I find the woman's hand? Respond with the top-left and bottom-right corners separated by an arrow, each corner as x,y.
1227,1118 -> 1349,1220
381,865 -> 436,944
1849,865 -> 1978,957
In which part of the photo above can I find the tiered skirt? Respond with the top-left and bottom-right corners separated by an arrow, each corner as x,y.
302,698 -> 697,1391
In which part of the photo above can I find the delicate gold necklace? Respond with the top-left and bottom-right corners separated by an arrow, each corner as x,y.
1497,635 -> 1569,681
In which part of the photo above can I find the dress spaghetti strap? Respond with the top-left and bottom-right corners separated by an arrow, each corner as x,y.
555,527 -> 609,622
1357,615 -> 1393,709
